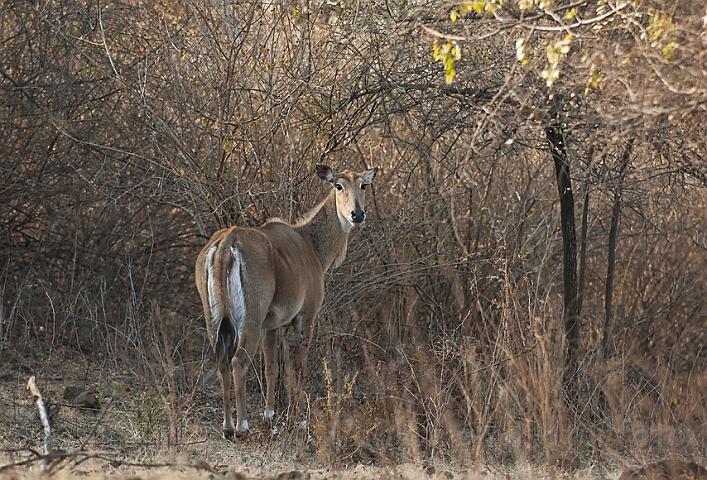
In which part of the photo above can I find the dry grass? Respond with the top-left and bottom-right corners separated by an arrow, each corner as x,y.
3,254 -> 707,479
3,241 -> 707,478
2,319 -> 706,480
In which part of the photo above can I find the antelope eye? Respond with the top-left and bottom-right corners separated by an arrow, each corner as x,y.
335,184 -> 343,191
361,184 -> 367,190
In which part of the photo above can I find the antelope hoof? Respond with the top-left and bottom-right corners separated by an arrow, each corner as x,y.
223,419 -> 236,440
234,419 -> 250,437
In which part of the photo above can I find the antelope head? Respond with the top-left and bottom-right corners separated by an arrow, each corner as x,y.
316,163 -> 379,232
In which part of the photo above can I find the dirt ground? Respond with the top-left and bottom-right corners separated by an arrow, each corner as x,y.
0,461 -> 619,480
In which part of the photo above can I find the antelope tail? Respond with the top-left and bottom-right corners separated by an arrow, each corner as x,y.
207,243 -> 247,362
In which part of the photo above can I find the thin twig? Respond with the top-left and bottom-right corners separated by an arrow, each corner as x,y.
79,396 -> 115,451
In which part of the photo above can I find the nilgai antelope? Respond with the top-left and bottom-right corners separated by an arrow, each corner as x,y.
196,163 -> 378,437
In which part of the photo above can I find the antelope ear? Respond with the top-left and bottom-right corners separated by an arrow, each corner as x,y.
316,163 -> 337,183
361,166 -> 379,184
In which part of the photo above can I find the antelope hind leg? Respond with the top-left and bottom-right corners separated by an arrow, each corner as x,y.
216,345 -> 235,438
231,332 -> 261,436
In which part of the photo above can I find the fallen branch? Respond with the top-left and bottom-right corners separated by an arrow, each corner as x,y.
0,449 -> 214,474
0,449 -> 116,472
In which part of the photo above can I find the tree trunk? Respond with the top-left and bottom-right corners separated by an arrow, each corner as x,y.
545,125 -> 579,365
577,145 -> 594,321
578,189 -> 590,320
602,141 -> 633,359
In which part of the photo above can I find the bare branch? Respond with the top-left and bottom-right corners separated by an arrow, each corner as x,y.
26,376 -> 52,469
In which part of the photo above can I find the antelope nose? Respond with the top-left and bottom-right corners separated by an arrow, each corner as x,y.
351,210 -> 365,223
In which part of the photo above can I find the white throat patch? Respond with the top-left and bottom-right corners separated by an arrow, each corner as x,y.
337,211 -> 354,233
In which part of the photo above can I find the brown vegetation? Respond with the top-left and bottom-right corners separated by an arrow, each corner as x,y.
618,460 -> 707,480
2,0 -> 707,477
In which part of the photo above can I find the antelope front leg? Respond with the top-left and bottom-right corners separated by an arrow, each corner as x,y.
290,315 -> 313,424
262,329 -> 278,421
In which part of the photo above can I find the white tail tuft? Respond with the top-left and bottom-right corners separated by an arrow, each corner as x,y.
229,246 -> 247,338
205,244 -> 221,329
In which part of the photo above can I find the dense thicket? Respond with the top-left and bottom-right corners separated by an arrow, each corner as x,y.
2,0 -> 707,468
